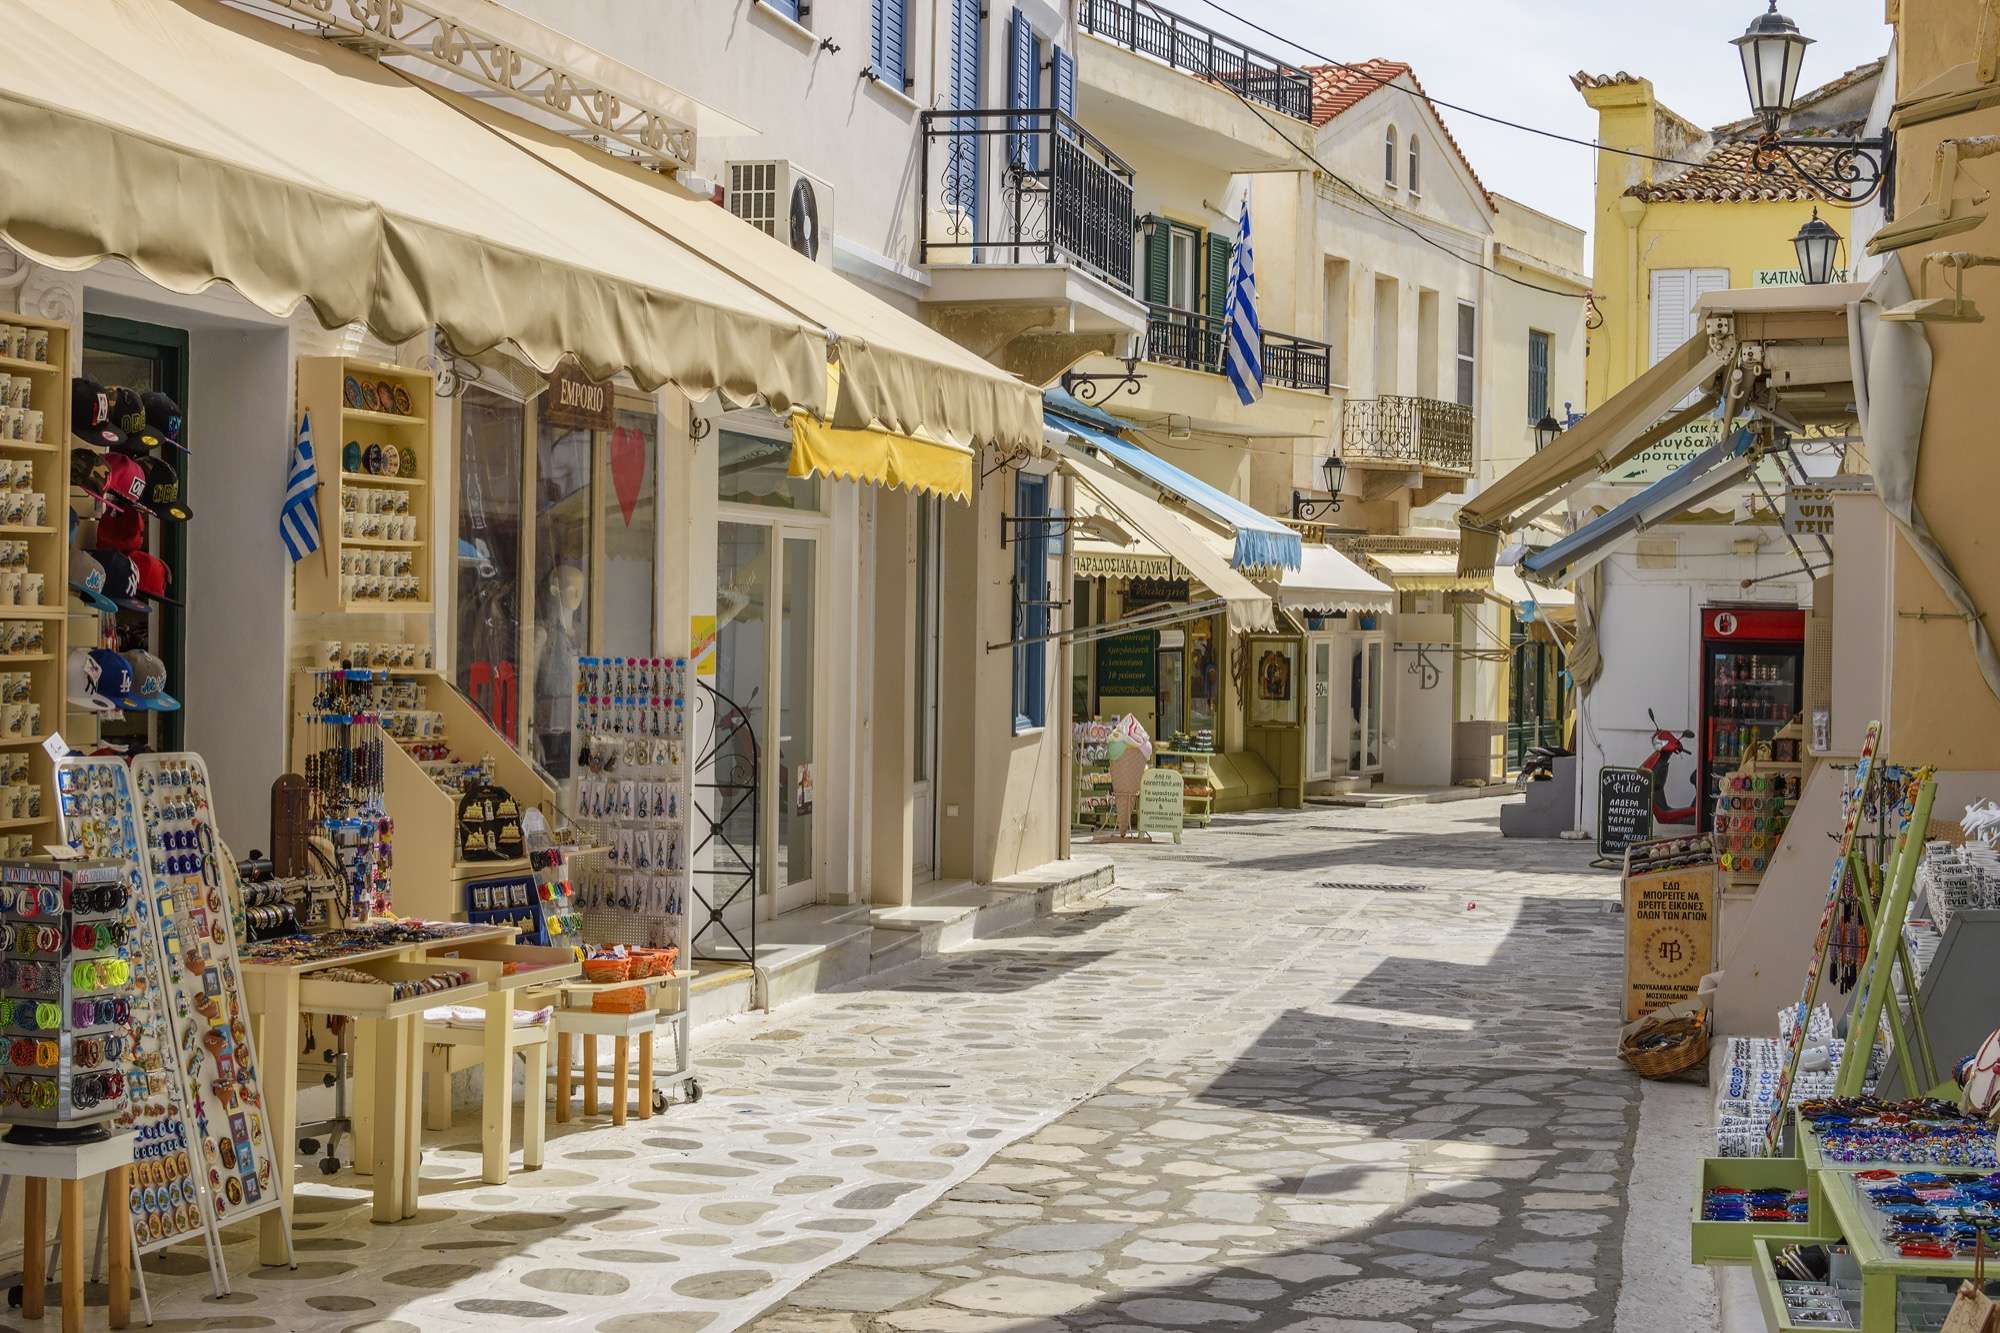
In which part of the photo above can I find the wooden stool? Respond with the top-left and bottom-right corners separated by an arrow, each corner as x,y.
550,1009 -> 659,1125
421,1018 -> 551,1175
0,1132 -> 138,1332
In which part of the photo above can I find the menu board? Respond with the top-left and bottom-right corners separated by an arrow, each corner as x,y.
55,758 -> 214,1258
1136,768 -> 1185,844
1597,766 -> 1654,859
1622,861 -> 1717,1020
130,754 -> 282,1238
1095,631 -> 1157,697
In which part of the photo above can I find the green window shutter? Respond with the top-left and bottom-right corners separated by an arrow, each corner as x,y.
1206,232 -> 1232,318
1143,220 -> 1170,306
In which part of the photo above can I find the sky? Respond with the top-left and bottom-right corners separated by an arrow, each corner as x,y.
1194,0 -> 1891,240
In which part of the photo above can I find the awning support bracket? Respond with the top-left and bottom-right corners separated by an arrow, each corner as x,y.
986,597 -> 1229,653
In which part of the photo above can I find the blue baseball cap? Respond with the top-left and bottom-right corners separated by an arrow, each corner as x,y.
85,648 -> 145,711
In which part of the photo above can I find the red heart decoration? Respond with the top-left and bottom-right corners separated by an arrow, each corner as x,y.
610,425 -> 646,526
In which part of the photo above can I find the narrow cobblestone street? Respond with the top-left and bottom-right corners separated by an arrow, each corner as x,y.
127,798 -> 1663,1332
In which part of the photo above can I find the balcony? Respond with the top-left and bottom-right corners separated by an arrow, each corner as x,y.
1341,396 -> 1475,474
1078,0 -> 1315,123
1146,305 -> 1332,394
919,108 -> 1137,295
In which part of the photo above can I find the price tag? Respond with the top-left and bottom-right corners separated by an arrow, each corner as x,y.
40,732 -> 66,764
42,844 -> 79,861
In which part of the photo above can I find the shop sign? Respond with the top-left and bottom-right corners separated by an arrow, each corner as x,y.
1753,267 -> 1849,287
1136,768 -> 1185,844
1125,577 -> 1190,608
1597,766 -> 1653,859
1622,860 -> 1717,1020
1604,416 -> 1823,488
1783,484 -> 1836,537
690,615 -> 717,678
545,361 -> 615,431
1095,630 -> 1157,697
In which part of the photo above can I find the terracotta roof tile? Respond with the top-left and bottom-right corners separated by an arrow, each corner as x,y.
1303,60 -> 1493,209
1570,70 -> 1643,91
1628,126 -> 1868,202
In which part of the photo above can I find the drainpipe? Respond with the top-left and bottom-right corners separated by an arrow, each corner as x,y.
1618,196 -> 1647,386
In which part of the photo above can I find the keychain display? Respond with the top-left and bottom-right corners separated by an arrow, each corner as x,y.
55,757 -> 212,1253
571,656 -> 688,944
0,859 -> 131,1129
131,754 -> 281,1233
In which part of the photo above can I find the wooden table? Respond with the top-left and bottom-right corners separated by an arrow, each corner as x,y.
241,926 -> 512,1265
546,971 -> 694,1124
0,1131 -> 137,1332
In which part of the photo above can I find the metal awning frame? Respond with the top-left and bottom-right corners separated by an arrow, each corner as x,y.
986,598 -> 1231,653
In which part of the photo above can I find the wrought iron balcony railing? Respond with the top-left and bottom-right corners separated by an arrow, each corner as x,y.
919,108 -> 1137,295
1078,0 -> 1315,123
1145,305 -> 1332,394
1341,396 -> 1475,473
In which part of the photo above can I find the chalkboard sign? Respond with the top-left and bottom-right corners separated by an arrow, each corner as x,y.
1137,768 -> 1185,844
1096,630 -> 1157,696
1598,766 -> 1654,858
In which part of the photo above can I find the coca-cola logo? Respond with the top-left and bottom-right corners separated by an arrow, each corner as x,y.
1713,612 -> 1738,637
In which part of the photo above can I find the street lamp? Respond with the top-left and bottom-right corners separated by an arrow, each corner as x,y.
1291,452 -> 1346,520
1732,2 -> 1811,133
1534,414 -> 1562,451
1730,3 -> 1895,208
1792,209 -> 1843,285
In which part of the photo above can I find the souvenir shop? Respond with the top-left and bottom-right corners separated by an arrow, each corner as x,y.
0,0 -> 1036,1323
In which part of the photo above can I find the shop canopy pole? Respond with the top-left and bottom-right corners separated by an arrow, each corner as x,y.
985,598 -> 1231,654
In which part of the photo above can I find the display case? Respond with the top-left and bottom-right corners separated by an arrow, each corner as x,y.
1697,607 -> 1804,831
0,859 -> 131,1133
292,356 -> 434,615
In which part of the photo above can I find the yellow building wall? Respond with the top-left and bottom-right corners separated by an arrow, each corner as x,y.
1884,0 -> 2000,765
1581,80 -> 1836,407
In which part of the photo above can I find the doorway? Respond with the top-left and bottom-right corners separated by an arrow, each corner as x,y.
1346,632 -> 1385,776
911,496 -> 941,879
81,316 -> 188,752
1307,634 -> 1337,783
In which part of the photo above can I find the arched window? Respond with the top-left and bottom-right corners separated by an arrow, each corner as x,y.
1384,125 -> 1398,189
1408,137 -> 1421,199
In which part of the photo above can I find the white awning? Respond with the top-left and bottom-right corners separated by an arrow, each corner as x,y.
1365,551 -> 1492,592
1053,441 -> 1274,631
1490,564 -> 1575,623
1271,545 -> 1393,615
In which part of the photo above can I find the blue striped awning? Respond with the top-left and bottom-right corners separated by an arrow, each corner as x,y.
1043,402 -> 1301,575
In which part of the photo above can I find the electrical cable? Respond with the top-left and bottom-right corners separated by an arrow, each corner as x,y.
1164,11 -> 1590,301
1181,0 -> 1717,170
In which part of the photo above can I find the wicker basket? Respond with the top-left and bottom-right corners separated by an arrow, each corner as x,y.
1620,1004 -> 1712,1080
581,956 -> 632,984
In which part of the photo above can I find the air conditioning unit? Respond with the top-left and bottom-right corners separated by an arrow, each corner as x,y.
725,160 -> 836,268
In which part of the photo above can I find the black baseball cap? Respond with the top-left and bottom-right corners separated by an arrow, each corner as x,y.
141,392 -> 186,453
70,380 -> 127,450
88,548 -> 145,612
114,385 -> 168,453
140,456 -> 191,522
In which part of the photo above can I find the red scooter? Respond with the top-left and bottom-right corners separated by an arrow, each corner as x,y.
1641,708 -> 1699,827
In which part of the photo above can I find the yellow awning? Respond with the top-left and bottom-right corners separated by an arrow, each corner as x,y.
0,0 -> 824,410
1052,442 -> 1274,631
1457,331 -> 1727,575
790,365 -> 974,501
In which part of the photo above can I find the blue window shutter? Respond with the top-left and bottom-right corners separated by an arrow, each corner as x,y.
1052,45 -> 1076,138
766,0 -> 799,18
1012,474 -> 1050,733
1007,8 -> 1038,171
872,0 -> 906,88
944,0 -> 983,238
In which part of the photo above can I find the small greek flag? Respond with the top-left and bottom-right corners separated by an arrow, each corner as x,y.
280,412 -> 322,562
1224,201 -> 1262,407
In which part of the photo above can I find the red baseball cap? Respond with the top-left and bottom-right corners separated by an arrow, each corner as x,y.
128,551 -> 180,606
102,453 -> 154,517
89,504 -> 146,554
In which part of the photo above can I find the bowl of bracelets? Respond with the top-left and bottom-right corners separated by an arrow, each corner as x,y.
0,859 -> 131,1137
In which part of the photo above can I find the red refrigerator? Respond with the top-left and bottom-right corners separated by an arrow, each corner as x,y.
1697,606 -> 1805,831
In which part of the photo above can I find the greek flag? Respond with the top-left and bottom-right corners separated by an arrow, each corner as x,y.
280,412 -> 322,562
1223,201 -> 1262,407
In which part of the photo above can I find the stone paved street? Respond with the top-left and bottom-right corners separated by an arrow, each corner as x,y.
94,797 -> 1694,1333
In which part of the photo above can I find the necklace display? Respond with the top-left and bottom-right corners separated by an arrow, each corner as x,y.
54,757 -> 208,1249
1797,1097 -> 2000,1169
300,668 -> 395,919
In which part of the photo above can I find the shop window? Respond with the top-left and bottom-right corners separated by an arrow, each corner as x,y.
599,404 -> 658,656
533,413 -> 593,779
1188,615 -> 1218,739
1071,577 -> 1095,723
1456,301 -> 1477,407
456,386 -> 526,742
1528,329 -> 1552,427
718,427 -> 822,511
1384,125 -> 1398,189
1011,473 -> 1049,733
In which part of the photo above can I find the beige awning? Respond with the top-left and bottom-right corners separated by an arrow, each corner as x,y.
1489,564 -> 1575,623
463,87 -> 1042,451
1366,551 -> 1492,592
1054,442 -> 1274,631
1271,545 -> 1394,615
1457,331 -> 1727,575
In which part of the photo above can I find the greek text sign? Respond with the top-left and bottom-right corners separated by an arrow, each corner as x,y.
1624,862 -> 1717,1020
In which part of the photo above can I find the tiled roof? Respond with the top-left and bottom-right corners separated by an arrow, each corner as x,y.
1304,60 -> 1492,209
1627,125 -> 1868,202
1570,71 -> 1643,91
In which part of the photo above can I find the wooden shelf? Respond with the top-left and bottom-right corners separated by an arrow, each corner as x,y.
0,607 -> 61,621
0,815 -> 51,831
0,438 -> 58,455
338,471 -> 426,488
0,525 -> 57,537
341,600 -> 434,614
339,536 -> 424,549
0,355 -> 60,377
342,407 -> 426,427
0,653 -> 52,664
0,734 -> 52,749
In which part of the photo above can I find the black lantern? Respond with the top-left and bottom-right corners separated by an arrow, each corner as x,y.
1792,209 -> 1843,285
1534,414 -> 1562,451
1733,2 -> 1812,132
1291,452 -> 1346,520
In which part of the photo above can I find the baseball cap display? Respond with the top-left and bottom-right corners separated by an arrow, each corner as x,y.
88,549 -> 144,611
65,648 -> 124,714
87,505 -> 144,554
67,551 -> 118,615
69,380 -> 127,450
141,392 -> 186,452
102,454 -> 152,516
125,650 -> 179,711
70,448 -> 111,502
140,456 -> 190,522
87,647 -> 144,711
129,551 -> 179,606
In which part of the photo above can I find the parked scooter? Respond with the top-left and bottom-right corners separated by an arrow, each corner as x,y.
1641,707 -> 1699,826
1520,744 -> 1571,782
